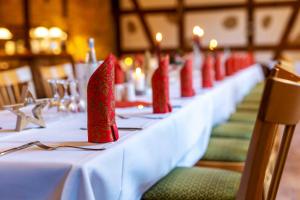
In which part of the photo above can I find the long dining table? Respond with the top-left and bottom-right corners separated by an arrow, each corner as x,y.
0,64 -> 264,200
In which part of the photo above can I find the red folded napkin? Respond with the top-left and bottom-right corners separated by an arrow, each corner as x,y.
180,58 -> 195,97
87,54 -> 119,143
202,55 -> 214,88
116,101 -> 151,108
152,56 -> 172,113
112,55 -> 125,84
214,53 -> 224,81
225,55 -> 237,76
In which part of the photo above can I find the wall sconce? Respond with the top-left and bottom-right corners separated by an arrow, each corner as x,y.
0,27 -> 13,40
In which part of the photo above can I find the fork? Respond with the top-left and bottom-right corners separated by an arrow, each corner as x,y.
117,114 -> 165,120
35,141 -> 106,151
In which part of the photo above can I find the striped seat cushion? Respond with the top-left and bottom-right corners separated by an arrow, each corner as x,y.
229,111 -> 257,124
142,167 -> 241,200
212,122 -> 254,139
242,92 -> 262,103
237,102 -> 260,112
202,138 -> 249,162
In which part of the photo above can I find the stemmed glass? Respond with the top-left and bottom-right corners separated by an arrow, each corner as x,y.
68,80 -> 86,112
48,79 -> 60,107
57,79 -> 70,112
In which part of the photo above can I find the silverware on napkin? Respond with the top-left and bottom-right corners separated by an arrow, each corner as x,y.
0,141 -> 105,157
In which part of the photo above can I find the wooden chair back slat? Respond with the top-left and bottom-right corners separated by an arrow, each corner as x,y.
237,69 -> 300,200
0,87 -> 10,105
0,66 -> 34,106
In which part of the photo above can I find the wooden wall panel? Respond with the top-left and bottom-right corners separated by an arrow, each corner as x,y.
254,7 -> 291,45
185,10 -> 247,46
289,12 -> 300,44
146,15 -> 179,48
185,0 -> 246,6
121,14 -> 150,49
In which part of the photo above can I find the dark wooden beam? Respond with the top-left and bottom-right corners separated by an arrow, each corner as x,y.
247,0 -> 254,51
177,0 -> 185,50
62,0 -> 68,18
120,1 -> 296,15
121,44 -> 300,54
131,0 -> 155,48
23,0 -> 31,52
274,0 -> 300,59
112,0 -> 121,56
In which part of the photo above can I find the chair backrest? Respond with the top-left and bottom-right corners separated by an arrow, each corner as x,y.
237,73 -> 300,200
270,64 -> 300,82
0,66 -> 35,106
39,63 -> 74,97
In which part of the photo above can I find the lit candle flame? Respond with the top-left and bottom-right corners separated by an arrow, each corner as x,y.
209,39 -> 218,51
155,32 -> 163,43
124,57 -> 133,67
137,104 -> 144,109
193,26 -> 204,37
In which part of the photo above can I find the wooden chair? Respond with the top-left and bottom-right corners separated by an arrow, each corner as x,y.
0,66 -> 35,106
142,75 -> 300,200
197,64 -> 300,172
39,63 -> 74,97
237,76 -> 300,199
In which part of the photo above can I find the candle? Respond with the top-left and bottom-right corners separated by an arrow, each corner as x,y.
192,26 -> 204,49
133,67 -> 145,94
209,39 -> 218,51
155,32 -> 163,61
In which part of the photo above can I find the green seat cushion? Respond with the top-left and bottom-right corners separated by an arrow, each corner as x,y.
202,138 -> 249,162
142,167 -> 241,200
229,111 -> 257,123
212,122 -> 254,139
237,102 -> 260,112
242,92 -> 262,103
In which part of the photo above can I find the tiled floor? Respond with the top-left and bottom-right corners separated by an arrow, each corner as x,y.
277,125 -> 300,200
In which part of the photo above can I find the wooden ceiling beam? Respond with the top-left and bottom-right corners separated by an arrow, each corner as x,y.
247,0 -> 254,51
120,1 -> 296,15
112,0 -> 121,56
23,0 -> 31,52
131,0 -> 155,48
274,0 -> 300,59
177,0 -> 185,50
121,44 -> 300,54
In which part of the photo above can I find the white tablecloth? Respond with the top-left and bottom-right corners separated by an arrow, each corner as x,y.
0,65 -> 264,200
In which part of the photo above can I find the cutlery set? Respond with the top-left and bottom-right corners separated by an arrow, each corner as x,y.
0,141 -> 105,157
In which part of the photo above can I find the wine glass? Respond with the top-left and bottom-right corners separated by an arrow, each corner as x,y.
48,79 -> 60,107
57,79 -> 70,112
69,80 -> 86,112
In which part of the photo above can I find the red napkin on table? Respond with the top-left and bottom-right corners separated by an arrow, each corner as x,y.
180,58 -> 195,97
87,54 -> 119,143
214,53 -> 224,81
112,55 -> 125,84
152,56 -> 172,113
202,55 -> 214,88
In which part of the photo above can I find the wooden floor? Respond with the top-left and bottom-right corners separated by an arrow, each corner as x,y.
277,125 -> 300,199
